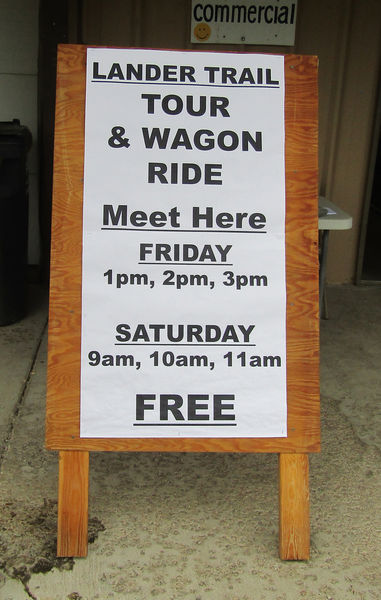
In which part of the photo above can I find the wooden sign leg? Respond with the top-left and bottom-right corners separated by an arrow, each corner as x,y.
57,450 -> 89,557
279,453 -> 310,560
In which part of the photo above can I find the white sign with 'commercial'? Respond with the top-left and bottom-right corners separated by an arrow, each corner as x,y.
191,1 -> 297,45
80,47 -> 287,438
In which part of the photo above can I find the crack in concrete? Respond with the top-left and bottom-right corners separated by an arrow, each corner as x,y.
0,319 -> 48,469
24,581 -> 38,600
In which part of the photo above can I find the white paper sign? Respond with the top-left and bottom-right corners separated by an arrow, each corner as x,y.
81,48 -> 286,438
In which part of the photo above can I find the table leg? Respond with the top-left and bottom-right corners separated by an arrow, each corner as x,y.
319,229 -> 329,318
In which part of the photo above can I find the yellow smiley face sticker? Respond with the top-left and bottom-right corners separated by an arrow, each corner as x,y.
194,22 -> 211,41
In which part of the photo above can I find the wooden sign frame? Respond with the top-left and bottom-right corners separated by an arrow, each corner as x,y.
46,45 -> 319,559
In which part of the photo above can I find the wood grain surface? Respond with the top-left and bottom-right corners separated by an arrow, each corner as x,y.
279,453 -> 310,560
57,451 -> 89,556
46,46 -> 319,453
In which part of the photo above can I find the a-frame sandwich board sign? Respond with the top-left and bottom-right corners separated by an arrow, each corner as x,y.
47,44 -> 319,559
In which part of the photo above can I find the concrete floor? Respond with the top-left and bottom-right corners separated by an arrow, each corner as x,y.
0,284 -> 380,600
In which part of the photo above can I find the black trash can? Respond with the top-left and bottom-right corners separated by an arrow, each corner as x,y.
0,119 -> 32,325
